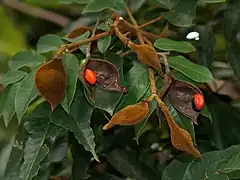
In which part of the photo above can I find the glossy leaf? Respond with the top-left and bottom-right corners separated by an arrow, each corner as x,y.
162,11 -> 195,27
103,101 -> 149,130
4,147 -> 23,180
82,0 -> 125,14
15,72 -> 38,122
154,38 -> 196,53
19,104 -> 62,180
162,0 -> 196,27
168,56 -> 214,83
1,70 -> 27,86
51,83 -> 99,161
181,145 -> 240,180
9,50 -> 45,70
3,83 -> 20,126
116,61 -> 149,111
167,79 -> 203,124
106,149 -> 159,180
155,0 -> 177,9
37,34 -> 64,53
60,53 -> 79,114
208,96 -> 240,149
200,105 -> 212,123
97,35 -> 112,53
35,59 -> 66,111
128,42 -> 163,75
70,134 -> 91,180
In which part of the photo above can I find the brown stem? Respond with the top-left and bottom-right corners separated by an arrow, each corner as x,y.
55,30 -> 113,59
3,0 -> 70,27
149,68 -> 157,95
140,16 -> 163,28
86,17 -> 100,60
158,52 -> 170,75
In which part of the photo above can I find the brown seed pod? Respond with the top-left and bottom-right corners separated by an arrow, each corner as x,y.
103,101 -> 149,130
35,59 -> 66,111
166,79 -> 203,124
128,42 -> 163,76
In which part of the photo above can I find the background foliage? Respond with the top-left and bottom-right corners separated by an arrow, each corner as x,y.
1,0 -> 240,180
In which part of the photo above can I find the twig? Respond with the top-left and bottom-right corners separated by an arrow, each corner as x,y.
140,16 -> 163,28
86,17 -> 100,60
3,0 -> 70,27
149,68 -> 157,95
125,6 -> 144,45
158,52 -> 170,75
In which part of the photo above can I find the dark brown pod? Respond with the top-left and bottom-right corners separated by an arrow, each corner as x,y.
79,58 -> 127,93
166,79 -> 203,124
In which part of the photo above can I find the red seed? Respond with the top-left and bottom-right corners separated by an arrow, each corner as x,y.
193,94 -> 204,111
84,69 -> 96,85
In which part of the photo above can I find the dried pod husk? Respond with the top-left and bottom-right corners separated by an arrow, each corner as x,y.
103,101 -> 149,130
35,59 -> 66,111
67,26 -> 92,38
128,42 -> 163,76
166,79 -> 203,124
79,58 -> 127,97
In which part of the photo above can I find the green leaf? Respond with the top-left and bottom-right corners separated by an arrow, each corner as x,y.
154,0 -> 177,10
97,36 -> 112,54
0,87 -> 10,118
206,174 -> 228,180
70,133 -> 90,180
37,34 -> 64,53
168,56 -> 214,83
200,105 -> 212,123
82,0 -> 125,14
116,61 -> 149,111
19,104 -> 61,180
3,83 -> 20,126
208,96 -> 240,150
9,50 -> 45,70
59,0 -> 88,4
106,149 -> 159,180
87,54 -> 124,115
15,72 -> 38,123
200,0 -> 226,3
162,159 -> 191,180
4,147 -> 23,180
1,70 -> 27,86
162,0 -> 196,27
181,145 -> 240,180
60,53 -> 79,114
224,2 -> 240,81
154,38 -> 196,53
90,172 -> 124,180
52,83 -> 99,162
162,11 -> 195,27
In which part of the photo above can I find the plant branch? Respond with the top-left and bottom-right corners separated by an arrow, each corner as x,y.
86,16 -> 100,60
3,0 -> 70,27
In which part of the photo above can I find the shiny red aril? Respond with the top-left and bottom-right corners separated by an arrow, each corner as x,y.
84,69 -> 96,85
192,94 -> 204,111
